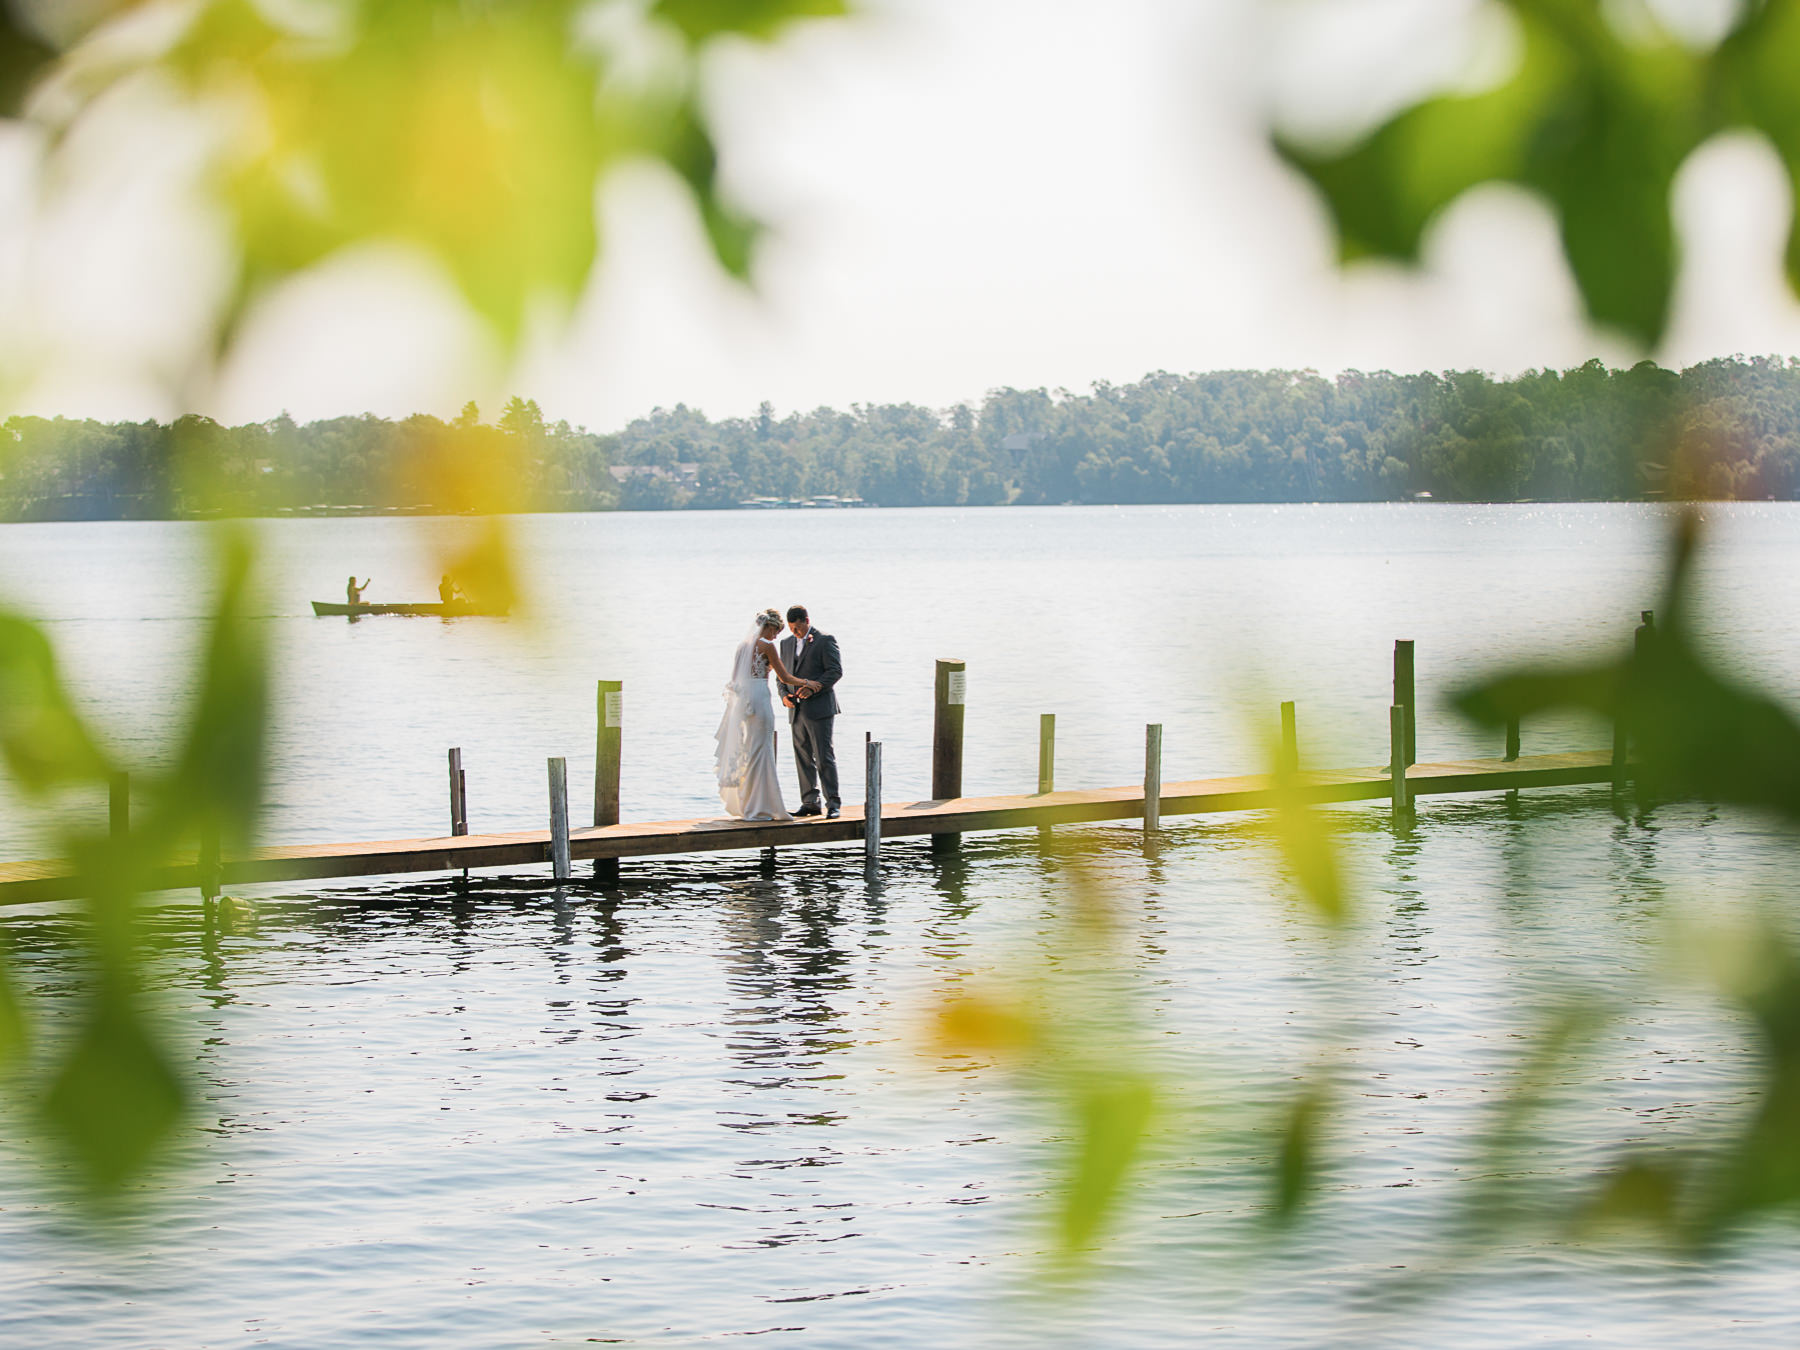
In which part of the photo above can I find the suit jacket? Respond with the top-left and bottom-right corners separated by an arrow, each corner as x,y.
780,629 -> 842,722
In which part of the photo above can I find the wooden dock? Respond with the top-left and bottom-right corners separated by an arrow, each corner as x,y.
0,750 -> 1618,906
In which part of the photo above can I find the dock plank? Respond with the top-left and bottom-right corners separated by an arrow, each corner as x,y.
0,750 -> 1620,905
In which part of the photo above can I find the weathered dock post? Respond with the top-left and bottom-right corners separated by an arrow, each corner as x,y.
1389,706 -> 1410,822
1393,640 -> 1417,767
1625,610 -> 1655,798
932,659 -> 966,853
1279,702 -> 1298,777
865,739 -> 883,872
1505,715 -> 1521,808
448,748 -> 468,836
594,679 -> 622,883
1144,723 -> 1163,833
548,757 -> 571,881
109,771 -> 129,840
199,823 -> 221,901
1038,714 -> 1056,795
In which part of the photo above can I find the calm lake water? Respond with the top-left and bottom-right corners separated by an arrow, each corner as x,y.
4,503 -> 1800,1347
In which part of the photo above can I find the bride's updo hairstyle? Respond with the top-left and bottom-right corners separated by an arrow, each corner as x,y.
756,608 -> 782,631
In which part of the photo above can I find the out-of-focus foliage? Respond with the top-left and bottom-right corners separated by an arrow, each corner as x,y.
1275,0 -> 1800,349
934,867 -> 1161,1253
0,1 -> 54,116
0,0 -> 852,1204
12,356 -> 1800,518
1451,513 -> 1800,1245
1457,513 -> 1800,818
0,528 -> 268,1193
0,614 -> 109,789
6,0 -> 846,349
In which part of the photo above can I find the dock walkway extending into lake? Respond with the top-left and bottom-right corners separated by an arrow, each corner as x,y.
0,749 -> 1617,906
1,631 -> 1660,906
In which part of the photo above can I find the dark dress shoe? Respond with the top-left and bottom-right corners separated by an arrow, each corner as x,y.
826,806 -> 841,819
794,804 -> 822,817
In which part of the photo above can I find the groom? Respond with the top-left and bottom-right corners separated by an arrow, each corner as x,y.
780,605 -> 843,818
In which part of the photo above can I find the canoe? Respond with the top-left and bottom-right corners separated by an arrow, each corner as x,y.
311,600 -> 510,617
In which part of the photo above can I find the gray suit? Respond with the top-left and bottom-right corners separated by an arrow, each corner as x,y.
780,629 -> 842,810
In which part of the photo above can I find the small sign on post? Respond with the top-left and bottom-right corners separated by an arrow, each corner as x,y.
595,679 -> 623,883
932,659 -> 967,853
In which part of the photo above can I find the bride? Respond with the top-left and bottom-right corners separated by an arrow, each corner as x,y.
716,608 -> 819,821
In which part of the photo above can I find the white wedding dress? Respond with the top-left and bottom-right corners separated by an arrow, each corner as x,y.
716,634 -> 791,821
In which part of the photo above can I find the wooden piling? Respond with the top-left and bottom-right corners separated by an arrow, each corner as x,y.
1144,723 -> 1163,832
1279,702 -> 1298,777
199,823 -> 221,901
594,679 -> 622,883
1037,714 -> 1056,795
448,748 -> 467,836
932,659 -> 966,852
865,739 -> 883,870
1620,615 -> 1656,802
1393,640 -> 1416,767
1505,715 -> 1521,807
1389,705 -> 1410,821
109,772 -> 129,841
548,757 -> 571,880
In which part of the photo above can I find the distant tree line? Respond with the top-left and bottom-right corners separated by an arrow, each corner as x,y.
3,357 -> 1798,520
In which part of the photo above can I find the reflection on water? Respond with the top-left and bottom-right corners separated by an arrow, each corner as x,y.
2,809 -> 1800,1345
6,506 -> 1800,1344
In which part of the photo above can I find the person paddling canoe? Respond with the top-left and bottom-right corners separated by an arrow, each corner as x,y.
346,575 -> 371,604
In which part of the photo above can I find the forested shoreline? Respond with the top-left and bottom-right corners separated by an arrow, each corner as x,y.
4,356 -> 1798,521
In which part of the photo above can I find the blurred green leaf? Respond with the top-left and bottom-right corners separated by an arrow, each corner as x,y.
1270,1081 -> 1328,1224
1058,1075 -> 1154,1250
652,0 -> 849,44
0,2 -> 57,116
1718,0 -> 1800,300
174,0 -> 607,347
1456,514 -> 1800,819
0,612 -> 111,793
1268,775 -> 1346,924
661,97 -> 761,280
42,994 -> 185,1191
0,951 -> 26,1065
163,527 -> 268,854
1690,926 -> 1800,1235
1580,1159 -> 1682,1236
1274,0 -> 1800,348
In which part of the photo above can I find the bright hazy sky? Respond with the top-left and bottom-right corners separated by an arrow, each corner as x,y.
9,0 -> 1800,431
